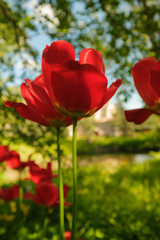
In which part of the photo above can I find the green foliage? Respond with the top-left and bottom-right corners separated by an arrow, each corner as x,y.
1,0 -> 160,93
0,0 -> 38,82
0,89 -> 62,159
0,0 -> 160,146
75,132 -> 160,155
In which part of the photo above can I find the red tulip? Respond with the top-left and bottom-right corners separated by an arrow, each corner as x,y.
5,74 -> 73,127
29,162 -> 58,184
1,149 -> 33,170
24,180 -> 59,206
0,145 -> 34,170
125,57 -> 160,124
0,185 -> 19,201
0,145 -> 10,163
24,183 -> 71,208
34,180 -> 58,206
5,151 -> 20,169
5,151 -> 30,170
42,40 -> 122,118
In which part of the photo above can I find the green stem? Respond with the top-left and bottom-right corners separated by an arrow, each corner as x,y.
19,172 -> 23,204
18,171 -> 23,215
57,127 -> 64,240
39,207 -> 47,240
71,117 -> 78,240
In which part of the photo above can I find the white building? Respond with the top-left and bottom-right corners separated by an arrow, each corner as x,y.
94,102 -> 117,123
67,102 -> 117,137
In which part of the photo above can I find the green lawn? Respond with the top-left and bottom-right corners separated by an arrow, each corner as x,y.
1,153 -> 160,239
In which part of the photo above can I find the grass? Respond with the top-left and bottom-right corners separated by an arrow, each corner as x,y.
67,157 -> 160,239
1,153 -> 160,239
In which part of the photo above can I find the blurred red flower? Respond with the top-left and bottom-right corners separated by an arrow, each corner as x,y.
5,151 -> 21,169
0,185 -> 19,201
24,182 -> 71,207
64,231 -> 71,240
29,162 -> 58,184
125,57 -> 160,124
64,231 -> 85,240
42,40 -> 122,118
34,180 -> 58,206
0,145 -> 10,163
5,74 -> 73,127
24,180 -> 59,206
0,147 -> 33,170
5,151 -> 32,170
0,145 -> 32,170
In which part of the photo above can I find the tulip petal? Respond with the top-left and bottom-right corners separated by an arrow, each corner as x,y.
131,57 -> 159,107
42,41 -> 75,104
21,82 -> 56,119
42,40 -> 75,65
24,79 -> 59,119
21,80 -> 53,116
5,101 -> 48,126
124,108 -> 153,124
79,48 -> 105,74
0,145 -> 9,162
29,162 -> 55,184
22,77 -> 73,126
98,79 -> 122,110
35,180 -> 59,206
150,63 -> 160,97
32,74 -> 46,88
25,75 -> 51,105
42,64 -> 57,104
21,83 -> 37,108
51,61 -> 107,116
6,151 -> 21,169
0,185 -> 19,201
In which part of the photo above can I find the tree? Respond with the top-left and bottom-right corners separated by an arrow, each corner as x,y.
1,0 -> 160,95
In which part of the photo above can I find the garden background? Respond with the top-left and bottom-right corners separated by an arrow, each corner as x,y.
0,0 -> 160,239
